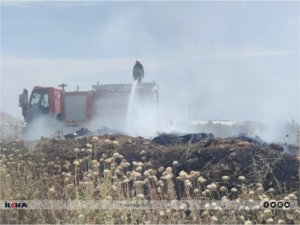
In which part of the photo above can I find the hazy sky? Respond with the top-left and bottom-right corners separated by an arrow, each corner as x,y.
0,1 -> 299,123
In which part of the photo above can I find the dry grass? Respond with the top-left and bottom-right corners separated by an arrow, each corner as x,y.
0,136 -> 299,224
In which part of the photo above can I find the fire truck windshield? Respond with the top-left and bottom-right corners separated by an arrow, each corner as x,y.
30,92 -> 49,108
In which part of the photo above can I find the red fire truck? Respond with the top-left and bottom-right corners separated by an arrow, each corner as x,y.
19,73 -> 159,134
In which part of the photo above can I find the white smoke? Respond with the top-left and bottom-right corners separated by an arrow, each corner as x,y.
22,115 -> 61,140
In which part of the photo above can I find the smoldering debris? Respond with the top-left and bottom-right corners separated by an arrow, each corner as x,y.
189,120 -> 299,146
94,126 -> 127,135
63,127 -> 127,139
64,128 -> 91,139
9,134 -> 299,194
152,132 -> 214,145
283,144 -> 299,155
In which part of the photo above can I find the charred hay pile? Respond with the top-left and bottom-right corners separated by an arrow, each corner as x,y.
11,134 -> 299,194
1,134 -> 300,224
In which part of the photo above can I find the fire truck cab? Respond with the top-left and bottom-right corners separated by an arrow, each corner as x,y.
19,87 -> 62,123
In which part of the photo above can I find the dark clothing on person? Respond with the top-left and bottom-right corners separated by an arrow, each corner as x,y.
133,61 -> 144,82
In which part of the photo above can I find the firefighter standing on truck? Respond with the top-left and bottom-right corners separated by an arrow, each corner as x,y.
133,59 -> 144,83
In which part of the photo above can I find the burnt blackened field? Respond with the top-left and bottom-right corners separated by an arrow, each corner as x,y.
0,134 -> 299,224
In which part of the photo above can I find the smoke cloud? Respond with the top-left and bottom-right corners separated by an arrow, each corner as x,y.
0,2 -> 299,143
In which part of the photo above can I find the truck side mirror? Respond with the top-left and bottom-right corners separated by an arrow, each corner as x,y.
18,94 -> 23,107
19,89 -> 28,107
